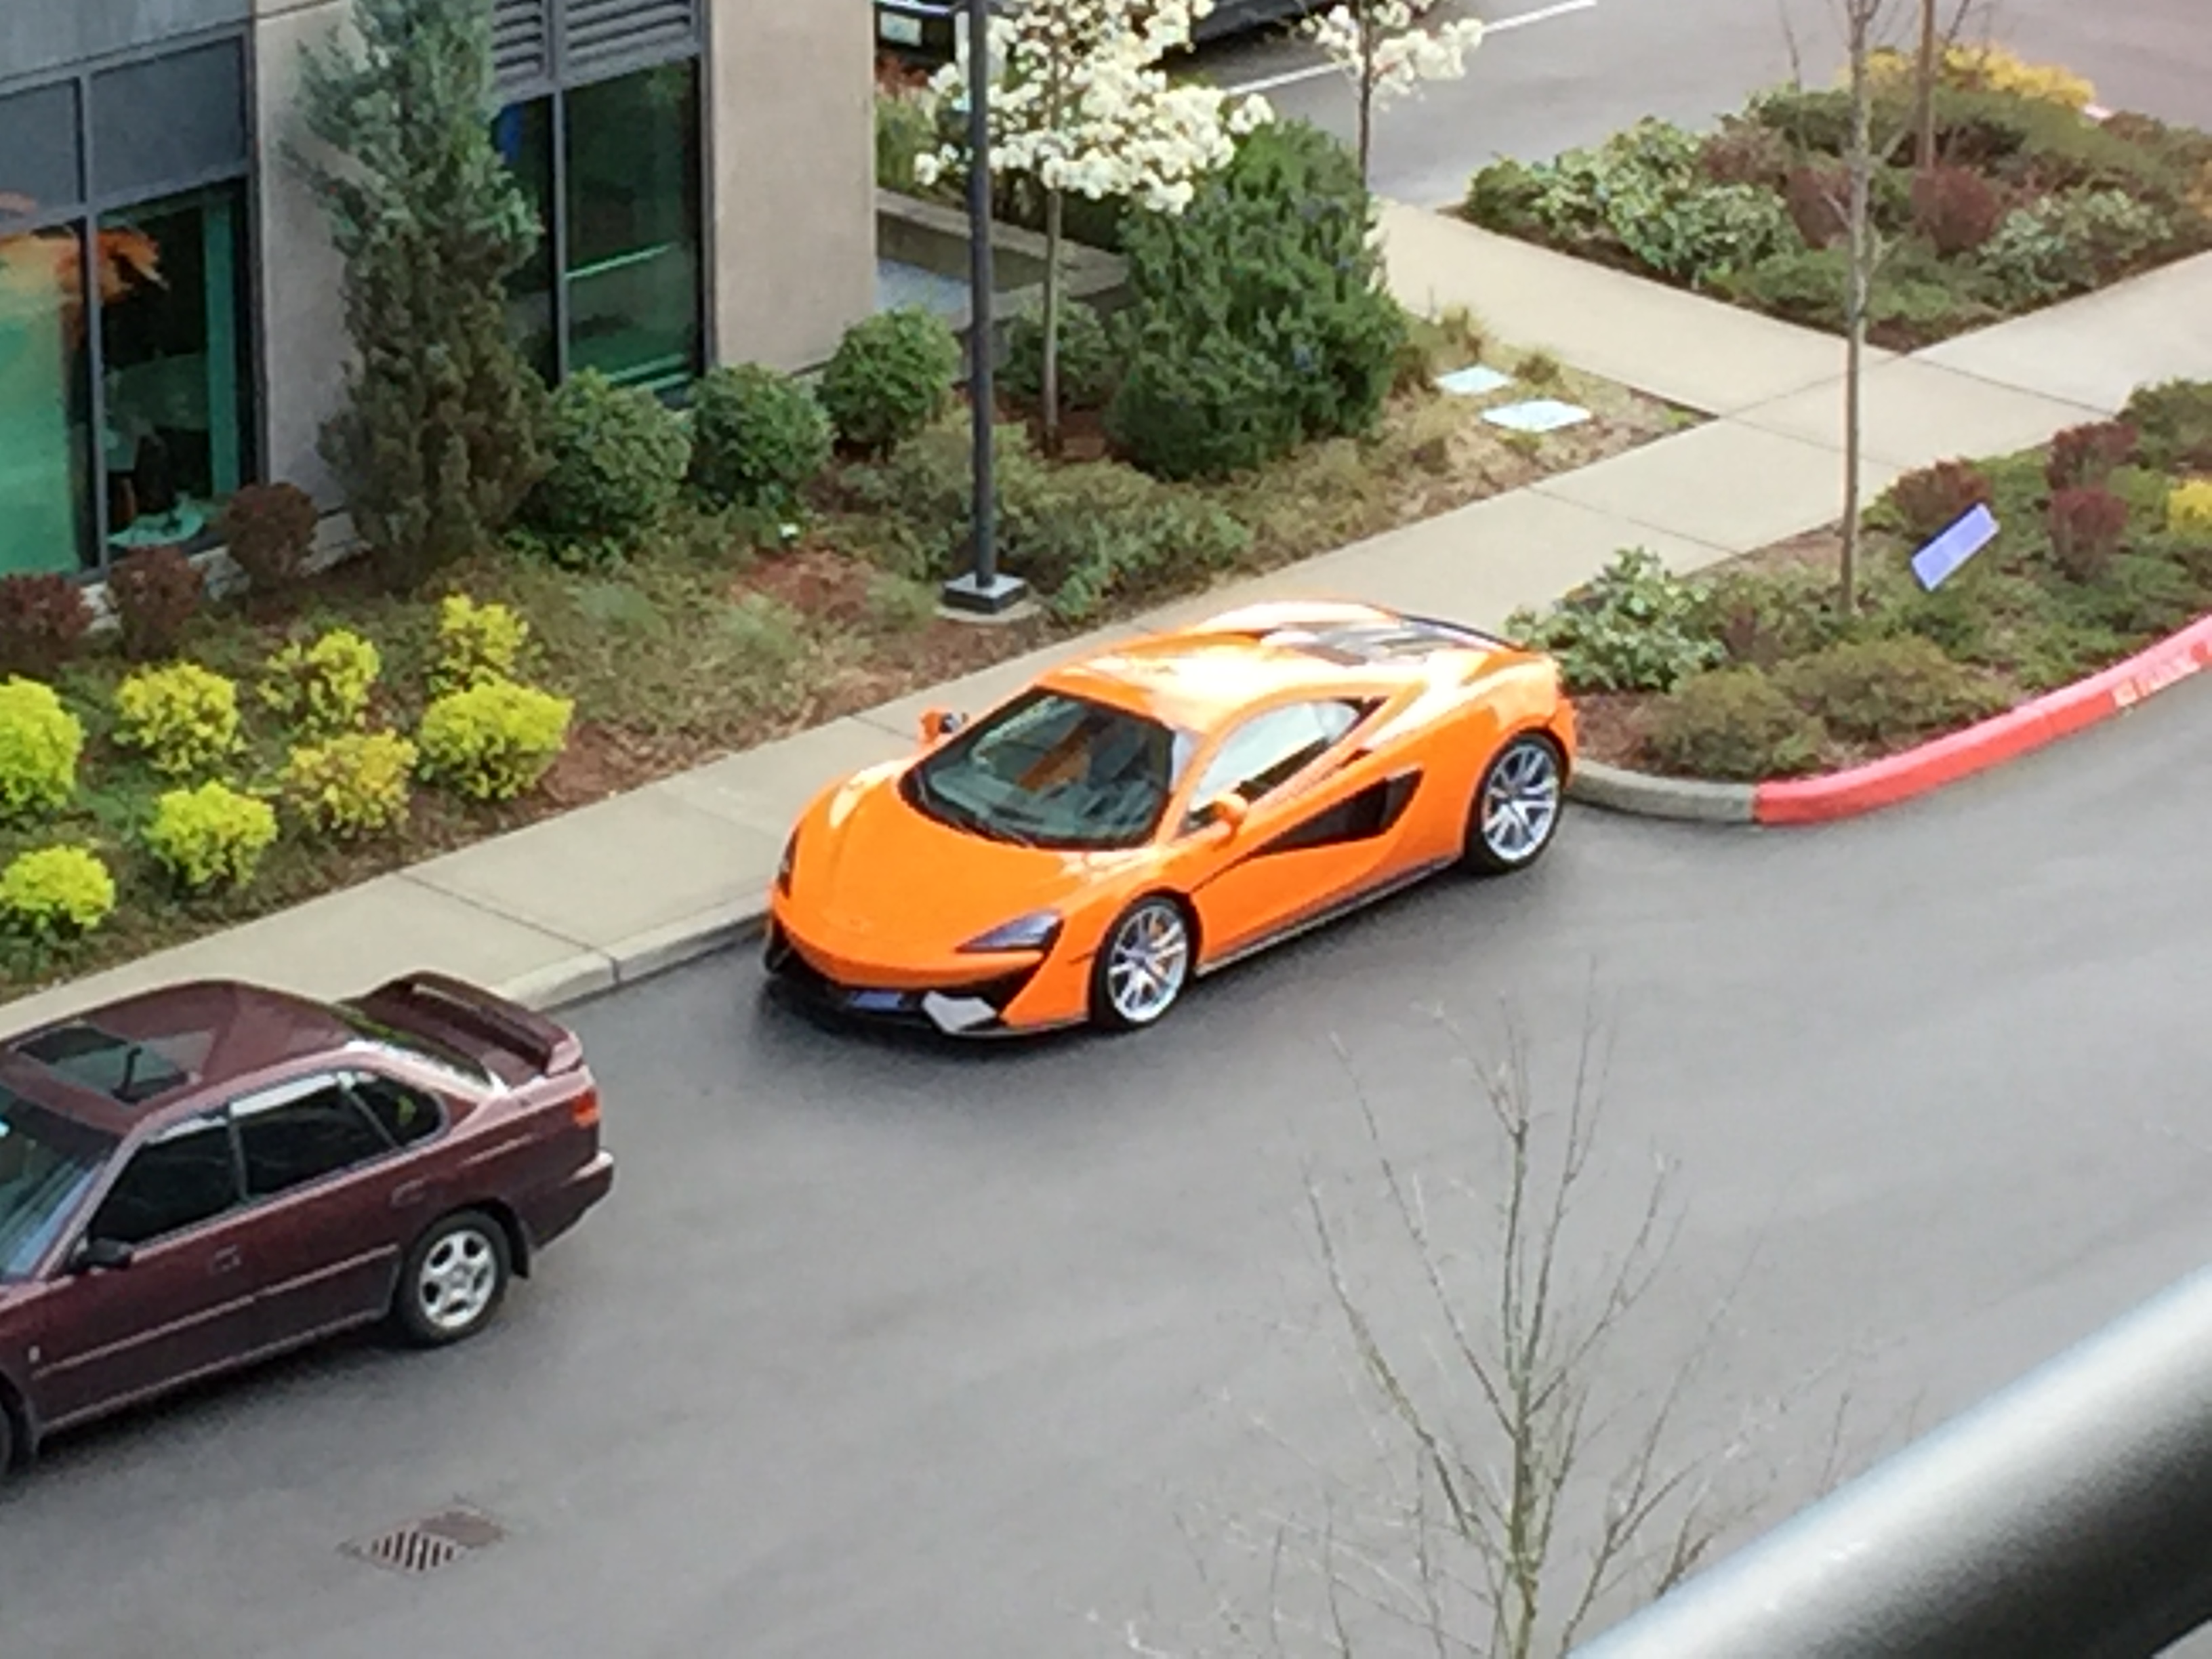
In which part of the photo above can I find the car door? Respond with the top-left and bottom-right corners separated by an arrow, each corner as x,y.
231,1071 -> 427,1348
1182,697 -> 1402,960
30,1113 -> 259,1429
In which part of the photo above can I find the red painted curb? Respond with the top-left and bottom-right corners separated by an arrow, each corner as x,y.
1752,613 -> 2212,825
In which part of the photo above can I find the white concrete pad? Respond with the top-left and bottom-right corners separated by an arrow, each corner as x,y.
1734,356 -> 2108,470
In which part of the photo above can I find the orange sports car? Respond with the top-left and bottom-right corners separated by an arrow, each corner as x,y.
762,600 -> 1576,1036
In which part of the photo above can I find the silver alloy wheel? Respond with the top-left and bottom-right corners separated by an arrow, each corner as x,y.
1105,900 -> 1191,1025
415,1223 -> 501,1335
1481,737 -> 1563,865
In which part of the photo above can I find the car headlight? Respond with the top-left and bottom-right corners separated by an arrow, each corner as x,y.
958,911 -> 1062,954
777,832 -> 798,895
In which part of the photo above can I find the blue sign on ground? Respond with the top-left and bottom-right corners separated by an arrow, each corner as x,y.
1911,503 -> 1999,590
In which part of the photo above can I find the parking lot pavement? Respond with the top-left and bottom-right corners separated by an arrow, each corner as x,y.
5,672 -> 2211,1658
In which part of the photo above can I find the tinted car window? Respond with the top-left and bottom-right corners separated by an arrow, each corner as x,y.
89,1120 -> 239,1248
0,1085 -> 117,1276
1188,701 -> 1366,820
348,1075 -> 445,1149
237,1084 -> 391,1199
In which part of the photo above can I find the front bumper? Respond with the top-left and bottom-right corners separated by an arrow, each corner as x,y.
762,919 -> 1059,1036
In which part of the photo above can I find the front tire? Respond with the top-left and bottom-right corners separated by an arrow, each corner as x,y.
1463,733 -> 1565,875
1090,896 -> 1194,1031
393,1210 -> 512,1348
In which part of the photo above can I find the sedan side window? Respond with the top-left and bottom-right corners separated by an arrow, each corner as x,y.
235,1080 -> 392,1200
1186,700 -> 1368,827
87,1119 -> 240,1248
347,1074 -> 446,1150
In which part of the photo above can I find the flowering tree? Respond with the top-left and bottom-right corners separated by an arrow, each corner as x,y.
914,0 -> 1272,453
1304,0 -> 1486,186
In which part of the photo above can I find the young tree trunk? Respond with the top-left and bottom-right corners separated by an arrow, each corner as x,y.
1913,0 -> 1939,172
1841,8 -> 1877,617
1356,17 -> 1377,188
1041,185 -> 1065,457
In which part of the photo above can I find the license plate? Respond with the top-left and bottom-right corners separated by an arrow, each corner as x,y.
878,11 -> 924,46
848,989 -> 909,1012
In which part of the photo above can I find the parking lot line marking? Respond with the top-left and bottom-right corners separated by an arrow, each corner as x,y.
1221,0 -> 1599,96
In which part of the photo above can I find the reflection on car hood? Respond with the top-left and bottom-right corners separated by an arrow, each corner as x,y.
799,770 -> 1137,950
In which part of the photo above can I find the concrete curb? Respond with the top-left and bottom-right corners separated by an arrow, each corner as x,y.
515,899 -> 773,1015
1568,760 -> 1757,823
1574,613 -> 2212,829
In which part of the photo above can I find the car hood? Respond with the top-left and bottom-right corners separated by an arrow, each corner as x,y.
793,765 -> 1146,951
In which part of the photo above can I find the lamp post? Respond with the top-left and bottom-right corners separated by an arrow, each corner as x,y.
941,0 -> 1029,617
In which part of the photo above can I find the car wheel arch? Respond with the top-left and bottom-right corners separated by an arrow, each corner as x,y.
474,1200 -> 533,1279
0,1368 -> 33,1469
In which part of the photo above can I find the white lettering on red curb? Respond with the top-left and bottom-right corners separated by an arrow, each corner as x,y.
2112,644 -> 2211,709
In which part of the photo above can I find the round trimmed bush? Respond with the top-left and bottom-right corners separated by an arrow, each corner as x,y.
113,662 -> 244,778
431,594 -> 531,697
527,370 -> 691,541
1002,300 -> 1118,412
1773,637 -> 2007,743
258,628 -> 381,738
417,676 -> 574,802
282,729 -> 418,838
0,573 -> 95,679
0,844 -> 116,945
689,364 -> 834,511
818,307 -> 961,455
1644,666 -> 1827,781
142,781 -> 279,895
0,676 -> 84,822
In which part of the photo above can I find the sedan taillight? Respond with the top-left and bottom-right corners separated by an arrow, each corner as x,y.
570,1086 -> 601,1129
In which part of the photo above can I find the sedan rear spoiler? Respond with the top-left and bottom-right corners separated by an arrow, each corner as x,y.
352,971 -> 583,1077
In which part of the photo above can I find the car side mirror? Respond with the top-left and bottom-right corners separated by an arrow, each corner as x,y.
1204,794 -> 1249,835
918,707 -> 967,745
73,1237 -> 134,1273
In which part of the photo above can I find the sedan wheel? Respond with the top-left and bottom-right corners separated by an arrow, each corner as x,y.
1465,734 -> 1564,874
394,1210 -> 512,1347
1093,897 -> 1193,1031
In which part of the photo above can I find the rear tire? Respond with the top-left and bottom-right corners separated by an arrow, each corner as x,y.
1462,733 -> 1565,875
393,1210 -> 512,1348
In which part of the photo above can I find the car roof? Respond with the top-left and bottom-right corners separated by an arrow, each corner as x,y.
0,979 -> 356,1136
1040,601 -> 1513,732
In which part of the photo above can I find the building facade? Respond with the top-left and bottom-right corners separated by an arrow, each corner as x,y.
0,0 -> 876,581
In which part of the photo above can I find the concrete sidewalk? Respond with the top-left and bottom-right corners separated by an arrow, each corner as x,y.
8,210 -> 2212,1032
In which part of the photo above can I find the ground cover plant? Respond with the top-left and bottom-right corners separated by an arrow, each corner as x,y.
1509,381 -> 2212,781
1462,45 -> 2212,348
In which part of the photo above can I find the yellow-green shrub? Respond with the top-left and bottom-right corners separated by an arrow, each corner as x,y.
142,781 -> 279,895
282,730 -> 418,838
0,844 -> 116,943
417,676 -> 573,802
0,676 -> 83,821
2168,478 -> 2212,539
1864,43 -> 2095,110
113,662 -> 243,777
258,628 -> 381,737
431,594 -> 530,696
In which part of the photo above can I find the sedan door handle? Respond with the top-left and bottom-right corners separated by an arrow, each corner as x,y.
209,1245 -> 243,1276
390,1179 -> 428,1210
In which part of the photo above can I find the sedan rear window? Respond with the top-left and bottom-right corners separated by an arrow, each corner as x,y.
0,1084 -> 117,1277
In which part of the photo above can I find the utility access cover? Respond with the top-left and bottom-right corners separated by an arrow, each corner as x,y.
342,1505 -> 507,1576
1483,398 -> 1593,433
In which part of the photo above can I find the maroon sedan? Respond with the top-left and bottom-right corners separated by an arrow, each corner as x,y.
0,971 -> 613,1475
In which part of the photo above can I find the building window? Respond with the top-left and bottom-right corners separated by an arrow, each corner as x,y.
495,58 -> 703,394
0,39 -> 255,579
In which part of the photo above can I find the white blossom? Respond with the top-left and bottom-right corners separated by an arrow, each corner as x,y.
1305,0 -> 1486,111
918,0 -> 1274,216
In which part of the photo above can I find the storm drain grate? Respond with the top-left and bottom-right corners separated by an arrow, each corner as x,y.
343,1506 -> 506,1576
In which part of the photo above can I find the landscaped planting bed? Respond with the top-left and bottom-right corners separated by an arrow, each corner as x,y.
0,119 -> 1689,995
1511,381 -> 2212,782
1462,45 -> 2212,349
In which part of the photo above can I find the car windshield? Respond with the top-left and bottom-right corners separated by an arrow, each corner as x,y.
0,1084 -> 117,1278
904,690 -> 1195,851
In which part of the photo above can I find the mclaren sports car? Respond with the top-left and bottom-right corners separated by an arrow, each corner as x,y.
762,600 -> 1576,1036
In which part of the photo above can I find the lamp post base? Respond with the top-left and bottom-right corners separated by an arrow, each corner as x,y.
939,571 -> 1031,618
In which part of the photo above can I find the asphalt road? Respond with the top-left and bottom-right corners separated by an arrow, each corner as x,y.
5,666 -> 2210,1658
1188,0 -> 2212,208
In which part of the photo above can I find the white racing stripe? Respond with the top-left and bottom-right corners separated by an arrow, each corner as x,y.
1221,0 -> 1599,97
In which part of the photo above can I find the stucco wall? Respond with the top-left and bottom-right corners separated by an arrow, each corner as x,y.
706,0 -> 877,373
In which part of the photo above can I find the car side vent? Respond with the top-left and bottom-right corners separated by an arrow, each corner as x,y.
14,1024 -> 189,1107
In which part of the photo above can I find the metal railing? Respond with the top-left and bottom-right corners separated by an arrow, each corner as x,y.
1573,1259 -> 2212,1658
